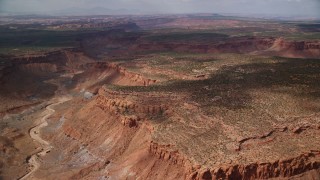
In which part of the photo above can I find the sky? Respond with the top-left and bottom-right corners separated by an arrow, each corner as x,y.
0,0 -> 319,17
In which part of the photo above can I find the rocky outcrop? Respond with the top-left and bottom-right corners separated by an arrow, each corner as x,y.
190,151 -> 320,180
96,87 -> 168,115
121,115 -> 140,128
148,141 -> 320,180
270,38 -> 320,51
262,38 -> 320,58
146,123 -> 320,180
94,88 -> 169,128
82,62 -> 157,86
149,142 -> 191,166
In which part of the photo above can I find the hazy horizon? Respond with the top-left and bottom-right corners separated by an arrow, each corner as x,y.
1,0 -> 320,18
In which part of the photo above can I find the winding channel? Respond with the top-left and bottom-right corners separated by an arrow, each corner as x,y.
19,97 -> 71,180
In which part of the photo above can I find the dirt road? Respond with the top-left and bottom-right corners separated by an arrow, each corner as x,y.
19,97 -> 71,180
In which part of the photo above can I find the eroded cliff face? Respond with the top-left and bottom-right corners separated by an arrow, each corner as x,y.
79,30 -> 320,59
262,38 -> 320,58
39,87 -> 187,180
81,62 -> 157,86
133,37 -> 320,58
39,83 -> 320,179
133,37 -> 275,54
0,50 -> 97,117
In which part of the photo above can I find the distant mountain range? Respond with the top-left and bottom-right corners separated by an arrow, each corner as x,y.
55,7 -> 140,16
1,8 -> 319,21
0,7 -> 141,16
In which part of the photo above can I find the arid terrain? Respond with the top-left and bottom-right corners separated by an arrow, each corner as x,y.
0,14 -> 319,179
